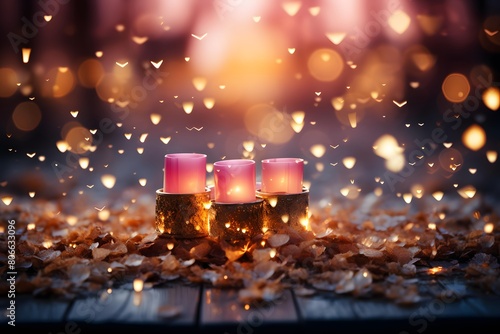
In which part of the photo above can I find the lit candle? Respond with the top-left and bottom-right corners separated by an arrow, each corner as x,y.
213,159 -> 256,203
261,158 -> 304,193
163,153 -> 206,194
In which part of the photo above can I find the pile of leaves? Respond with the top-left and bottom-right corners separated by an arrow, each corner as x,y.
1,188 -> 499,306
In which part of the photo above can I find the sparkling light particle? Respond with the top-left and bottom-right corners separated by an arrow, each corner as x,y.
101,174 -> 116,189
133,278 -> 144,292
462,124 -> 486,151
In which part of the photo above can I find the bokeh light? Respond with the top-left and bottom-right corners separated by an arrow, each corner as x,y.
12,102 -> 42,132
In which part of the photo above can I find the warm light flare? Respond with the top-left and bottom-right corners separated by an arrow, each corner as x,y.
56,140 -> 69,153
203,98 -> 215,109
342,157 -> 356,169
150,113 -> 161,125
193,77 -> 207,91
442,73 -> 470,103
22,48 -> 31,63
486,150 -> 498,163
133,278 -> 144,292
457,185 -> 476,199
182,101 -> 194,114
282,1 -> 301,16
325,32 -> 346,45
432,191 -> 444,201
331,97 -> 344,111
79,157 -> 89,169
462,124 -> 486,151
482,87 -> 499,110
310,144 -> 326,158
1,196 -> 13,206
484,223 -> 494,234
388,10 -> 411,35
291,111 -> 305,124
101,174 -> 117,189
428,266 -> 443,275
67,215 -> 78,226
403,193 -> 413,204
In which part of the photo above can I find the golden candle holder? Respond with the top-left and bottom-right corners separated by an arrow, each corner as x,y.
256,187 -> 310,233
155,188 -> 211,238
209,199 -> 264,241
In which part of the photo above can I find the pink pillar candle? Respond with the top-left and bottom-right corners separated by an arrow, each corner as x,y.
213,159 -> 256,203
163,153 -> 207,194
261,158 -> 304,193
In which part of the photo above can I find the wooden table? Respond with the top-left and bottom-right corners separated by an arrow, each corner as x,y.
3,267 -> 500,334
2,193 -> 500,333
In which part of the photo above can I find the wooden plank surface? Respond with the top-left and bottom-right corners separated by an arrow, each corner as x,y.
66,284 -> 200,332
1,294 -> 72,332
292,274 -> 500,334
199,286 -> 299,333
2,280 -> 499,333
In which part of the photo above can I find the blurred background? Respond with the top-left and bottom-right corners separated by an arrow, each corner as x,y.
1,0 -> 500,208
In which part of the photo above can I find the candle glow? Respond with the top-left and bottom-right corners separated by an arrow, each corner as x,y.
163,153 -> 207,194
261,158 -> 304,194
213,159 -> 256,203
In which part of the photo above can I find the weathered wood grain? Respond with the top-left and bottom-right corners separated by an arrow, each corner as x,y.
199,286 -> 298,333
66,284 -> 200,331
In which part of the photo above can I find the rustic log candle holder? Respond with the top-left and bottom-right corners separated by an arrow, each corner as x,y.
209,199 -> 264,241
256,186 -> 310,233
155,188 -> 211,238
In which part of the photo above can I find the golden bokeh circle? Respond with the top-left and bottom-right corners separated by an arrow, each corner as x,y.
12,101 -> 42,131
442,73 -> 470,103
0,67 -> 18,97
307,48 -> 344,82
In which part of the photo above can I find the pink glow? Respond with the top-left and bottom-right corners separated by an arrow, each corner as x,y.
163,153 -> 206,194
261,158 -> 304,193
213,159 -> 256,203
